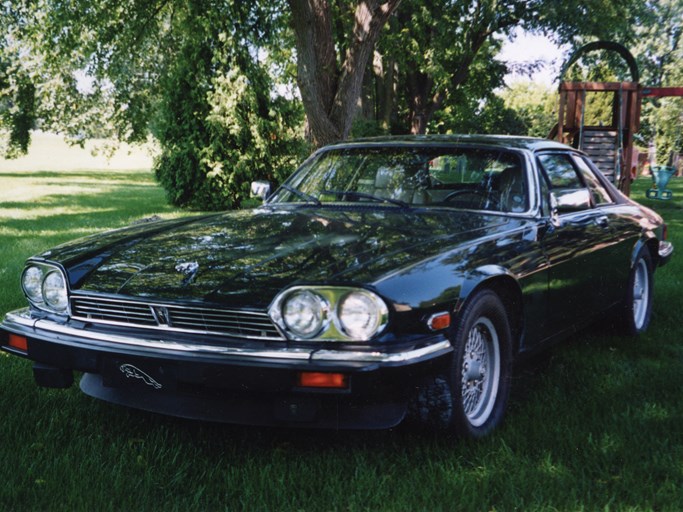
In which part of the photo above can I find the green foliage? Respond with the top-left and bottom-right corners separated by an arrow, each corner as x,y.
0,54 -> 37,157
374,0 -> 527,134
632,0 -> 683,163
429,48 -> 526,135
1,75 -> 36,158
153,25 -> 307,210
1,0 -> 679,207
499,82 -> 557,137
2,0 -> 307,210
530,0 -> 648,44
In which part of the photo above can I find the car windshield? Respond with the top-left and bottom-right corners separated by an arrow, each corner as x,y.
269,146 -> 528,212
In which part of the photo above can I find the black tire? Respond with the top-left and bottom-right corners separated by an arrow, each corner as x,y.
447,289 -> 513,438
616,248 -> 654,336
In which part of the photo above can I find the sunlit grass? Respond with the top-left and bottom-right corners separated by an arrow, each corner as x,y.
0,131 -> 156,172
0,151 -> 191,315
0,157 -> 681,510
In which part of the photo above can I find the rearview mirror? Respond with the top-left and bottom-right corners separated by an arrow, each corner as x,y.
250,180 -> 272,200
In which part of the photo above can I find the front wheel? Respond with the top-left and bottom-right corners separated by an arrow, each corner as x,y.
448,290 -> 513,438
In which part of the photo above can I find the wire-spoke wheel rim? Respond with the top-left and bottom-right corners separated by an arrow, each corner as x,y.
632,258 -> 650,331
460,317 -> 501,427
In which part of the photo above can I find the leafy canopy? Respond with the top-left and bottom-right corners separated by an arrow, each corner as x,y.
2,0 -> 675,208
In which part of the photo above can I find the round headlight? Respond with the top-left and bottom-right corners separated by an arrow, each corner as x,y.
42,270 -> 68,312
338,291 -> 388,340
22,266 -> 44,303
282,290 -> 326,339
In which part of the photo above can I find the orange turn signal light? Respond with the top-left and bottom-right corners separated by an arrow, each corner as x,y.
8,334 -> 28,352
297,372 -> 348,389
427,312 -> 451,331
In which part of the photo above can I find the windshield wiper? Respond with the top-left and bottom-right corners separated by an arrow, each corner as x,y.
281,184 -> 322,205
322,190 -> 411,209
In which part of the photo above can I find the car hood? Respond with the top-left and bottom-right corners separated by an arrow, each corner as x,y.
40,206 -> 517,309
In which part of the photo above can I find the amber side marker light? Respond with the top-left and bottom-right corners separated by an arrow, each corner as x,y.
8,334 -> 28,352
297,372 -> 349,389
427,311 -> 451,331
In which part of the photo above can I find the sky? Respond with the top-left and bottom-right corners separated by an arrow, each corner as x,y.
497,28 -> 570,87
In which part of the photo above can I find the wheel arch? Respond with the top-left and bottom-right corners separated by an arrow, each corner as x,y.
458,266 -> 524,355
632,235 -> 659,269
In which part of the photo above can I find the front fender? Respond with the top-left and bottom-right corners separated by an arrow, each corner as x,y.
458,264 -> 517,302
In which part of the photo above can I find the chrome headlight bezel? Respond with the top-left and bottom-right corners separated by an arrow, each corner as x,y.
42,270 -> 69,312
21,265 -> 45,304
337,289 -> 389,340
281,289 -> 330,339
269,286 -> 389,342
21,262 -> 70,315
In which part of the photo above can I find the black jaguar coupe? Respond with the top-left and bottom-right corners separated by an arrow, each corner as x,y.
0,135 -> 673,437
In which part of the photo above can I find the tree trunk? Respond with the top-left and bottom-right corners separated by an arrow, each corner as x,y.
373,50 -> 396,131
288,0 -> 401,147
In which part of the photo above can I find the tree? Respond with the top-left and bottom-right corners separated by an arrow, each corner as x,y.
1,0 -> 663,209
362,0 -> 646,137
632,0 -> 683,164
0,3 -> 37,156
498,82 -> 556,137
384,0 -> 527,135
1,0 -> 306,209
148,4 -> 307,209
0,63 -> 36,157
287,0 -> 402,147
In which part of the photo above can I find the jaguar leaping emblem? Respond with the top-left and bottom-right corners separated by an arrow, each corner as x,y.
119,364 -> 163,389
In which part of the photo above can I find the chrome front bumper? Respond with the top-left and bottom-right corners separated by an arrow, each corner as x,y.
659,240 -> 674,265
1,308 -> 452,366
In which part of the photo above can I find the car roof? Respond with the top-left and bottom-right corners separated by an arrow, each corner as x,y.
325,134 -> 572,153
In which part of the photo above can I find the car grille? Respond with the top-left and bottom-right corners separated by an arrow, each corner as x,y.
70,296 -> 284,340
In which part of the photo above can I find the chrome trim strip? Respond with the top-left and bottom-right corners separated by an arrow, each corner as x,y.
309,341 -> 452,363
2,308 -> 452,364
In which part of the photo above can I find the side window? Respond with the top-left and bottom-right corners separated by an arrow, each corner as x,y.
537,154 -> 583,189
538,169 -> 551,216
572,156 -> 614,205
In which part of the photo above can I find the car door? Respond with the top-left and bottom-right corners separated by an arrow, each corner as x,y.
536,152 -> 620,332
570,154 -> 630,307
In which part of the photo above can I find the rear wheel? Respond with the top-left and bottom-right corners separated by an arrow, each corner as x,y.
616,249 -> 654,335
448,290 -> 513,438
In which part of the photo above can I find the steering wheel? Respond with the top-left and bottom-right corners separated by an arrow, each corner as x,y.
444,189 -> 499,209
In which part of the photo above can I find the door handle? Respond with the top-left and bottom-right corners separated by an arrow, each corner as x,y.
595,215 -> 609,228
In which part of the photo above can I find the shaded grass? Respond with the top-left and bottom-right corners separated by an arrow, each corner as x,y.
0,169 -> 682,511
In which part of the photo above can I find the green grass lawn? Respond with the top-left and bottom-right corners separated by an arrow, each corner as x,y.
1,144 -> 682,511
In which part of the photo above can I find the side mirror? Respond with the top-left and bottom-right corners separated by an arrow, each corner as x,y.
549,188 -> 591,227
551,188 -> 591,213
250,180 -> 272,201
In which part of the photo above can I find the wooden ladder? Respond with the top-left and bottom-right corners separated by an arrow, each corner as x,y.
581,130 -> 619,183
